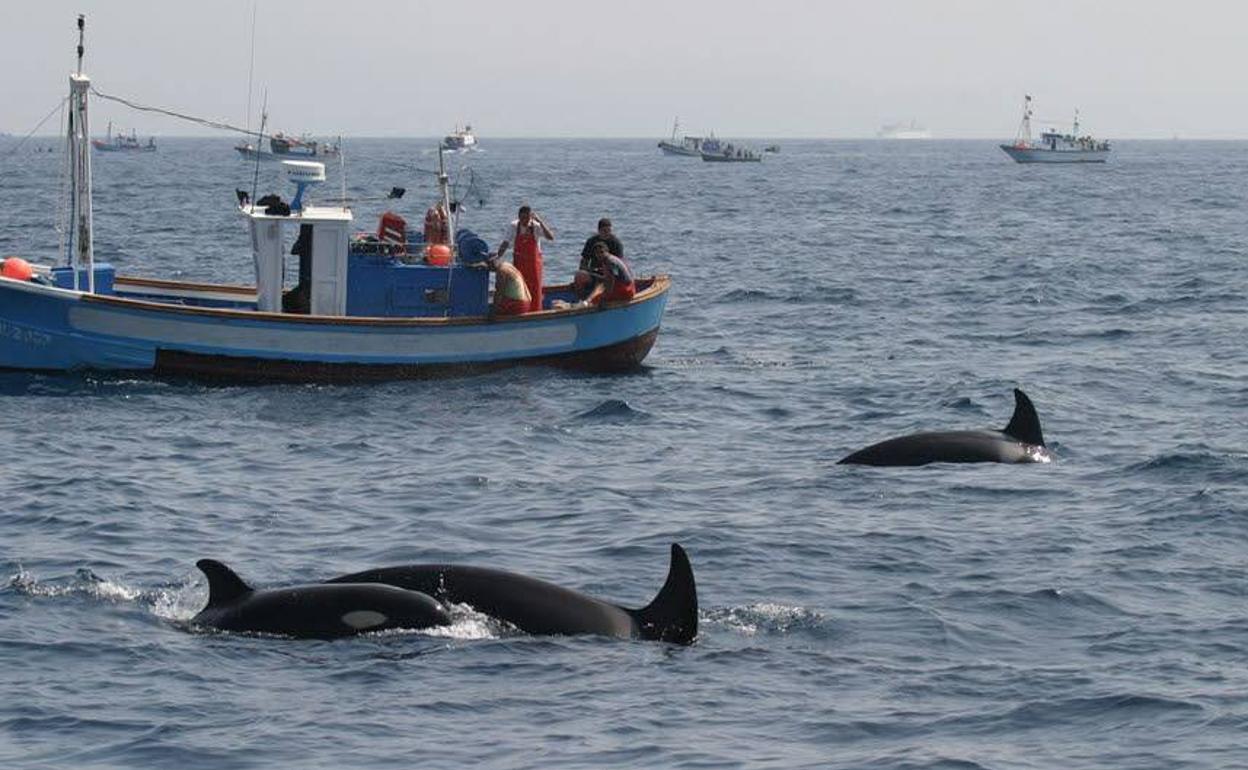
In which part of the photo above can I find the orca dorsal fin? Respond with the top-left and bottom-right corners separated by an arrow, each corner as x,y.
630,544 -> 698,645
196,559 -> 253,607
1002,388 -> 1045,446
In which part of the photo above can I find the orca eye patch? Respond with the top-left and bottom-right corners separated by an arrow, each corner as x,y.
341,610 -> 388,630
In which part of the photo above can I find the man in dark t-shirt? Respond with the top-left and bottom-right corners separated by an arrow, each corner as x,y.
576,218 -> 623,298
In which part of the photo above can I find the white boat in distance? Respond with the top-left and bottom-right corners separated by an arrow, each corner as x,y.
877,120 -> 931,139
442,124 -> 477,151
658,118 -> 703,156
1000,96 -> 1109,163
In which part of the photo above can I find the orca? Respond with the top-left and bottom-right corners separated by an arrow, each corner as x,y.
191,559 -> 451,639
838,388 -> 1052,467
327,544 -> 698,645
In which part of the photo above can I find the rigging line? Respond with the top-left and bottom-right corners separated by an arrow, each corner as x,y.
0,97 -> 70,160
244,0 -> 258,134
89,86 -> 268,139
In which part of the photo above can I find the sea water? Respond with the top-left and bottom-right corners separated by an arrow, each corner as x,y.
1,138 -> 1245,769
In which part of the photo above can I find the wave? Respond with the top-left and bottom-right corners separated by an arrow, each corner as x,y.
703,603 -> 838,638
573,398 -> 649,422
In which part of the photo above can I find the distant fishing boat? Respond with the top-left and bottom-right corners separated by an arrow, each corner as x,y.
658,118 -> 704,156
1000,96 -> 1109,163
235,132 -> 340,161
700,138 -> 761,163
442,124 -> 477,151
877,120 -> 931,140
91,121 -> 155,152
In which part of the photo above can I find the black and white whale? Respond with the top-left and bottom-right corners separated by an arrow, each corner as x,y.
838,388 -> 1052,467
327,543 -> 698,645
191,559 -> 451,639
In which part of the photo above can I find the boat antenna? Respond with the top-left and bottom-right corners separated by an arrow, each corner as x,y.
438,145 -> 457,317
76,14 -> 85,75
250,92 -> 267,206
1073,108 -> 1080,137
339,137 -> 347,209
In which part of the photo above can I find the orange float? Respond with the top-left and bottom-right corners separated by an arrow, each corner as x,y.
425,244 -> 452,266
1,257 -> 34,281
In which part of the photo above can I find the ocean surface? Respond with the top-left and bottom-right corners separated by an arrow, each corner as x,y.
1,137 -> 1245,769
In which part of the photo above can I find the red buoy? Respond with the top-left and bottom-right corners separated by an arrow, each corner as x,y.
1,257 -> 34,281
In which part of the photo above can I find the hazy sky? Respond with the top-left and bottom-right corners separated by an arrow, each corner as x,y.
3,0 -> 1246,139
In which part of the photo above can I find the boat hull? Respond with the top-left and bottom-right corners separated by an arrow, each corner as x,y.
658,141 -> 700,157
999,145 -> 1109,163
701,154 -> 760,163
235,146 -> 339,161
0,275 -> 669,382
91,141 -> 156,153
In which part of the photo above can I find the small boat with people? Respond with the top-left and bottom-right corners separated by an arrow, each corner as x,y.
657,118 -> 703,156
235,132 -> 340,161
1000,96 -> 1109,163
699,138 -> 761,162
91,121 -> 156,152
0,19 -> 671,382
441,124 -> 477,151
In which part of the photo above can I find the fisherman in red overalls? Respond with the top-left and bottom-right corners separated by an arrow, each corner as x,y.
495,205 -> 554,313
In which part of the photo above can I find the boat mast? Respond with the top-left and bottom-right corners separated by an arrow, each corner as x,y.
1018,94 -> 1033,145
1072,108 -> 1080,136
437,146 -> 456,250
66,14 -> 95,293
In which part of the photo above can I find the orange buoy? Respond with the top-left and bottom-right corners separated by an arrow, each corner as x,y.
425,244 -> 452,266
2,257 -> 34,281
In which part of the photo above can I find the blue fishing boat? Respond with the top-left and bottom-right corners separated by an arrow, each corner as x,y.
235,132 -> 340,161
0,22 -> 670,383
91,121 -> 156,152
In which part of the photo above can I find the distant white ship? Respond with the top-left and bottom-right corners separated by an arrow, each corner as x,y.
442,124 -> 477,151
877,120 -> 931,139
